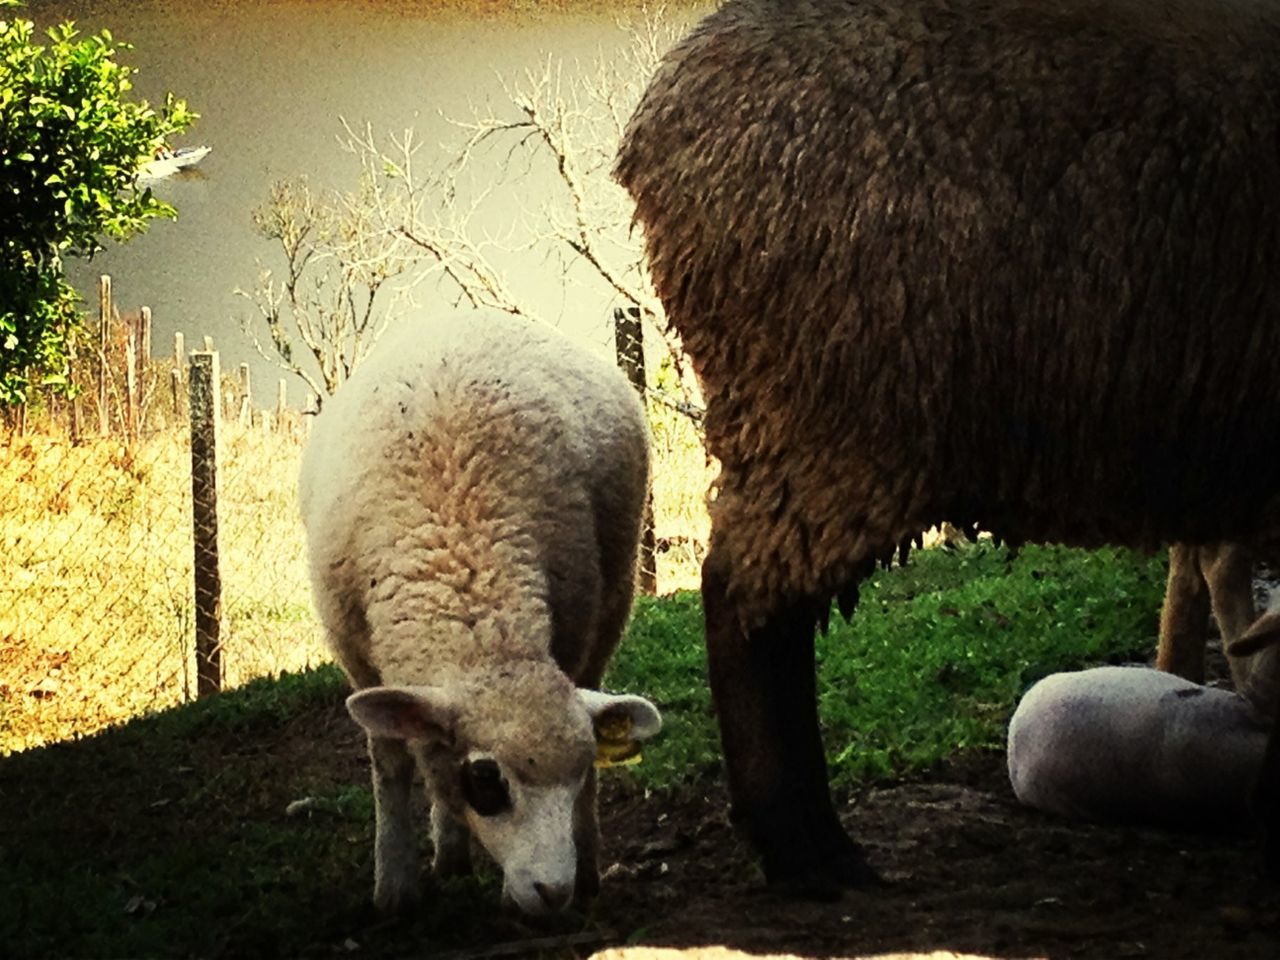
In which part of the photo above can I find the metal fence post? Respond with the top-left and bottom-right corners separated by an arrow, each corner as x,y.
613,305 -> 658,594
189,350 -> 223,697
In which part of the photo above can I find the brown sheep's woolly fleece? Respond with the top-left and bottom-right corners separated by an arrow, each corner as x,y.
615,0 -> 1280,625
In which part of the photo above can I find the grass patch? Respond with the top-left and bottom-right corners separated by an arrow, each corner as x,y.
606,540 -> 1167,790
817,542 -> 1166,783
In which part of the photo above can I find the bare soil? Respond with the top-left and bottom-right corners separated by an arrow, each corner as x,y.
297,694 -> 1280,960
586,752 -> 1280,960
576,617 -> 1280,960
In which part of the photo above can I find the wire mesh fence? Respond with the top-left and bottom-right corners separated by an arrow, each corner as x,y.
1,277 -> 329,753
0,413 -> 333,754
1,283 -> 712,755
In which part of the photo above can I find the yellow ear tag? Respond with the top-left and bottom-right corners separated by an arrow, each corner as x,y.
594,711 -> 643,769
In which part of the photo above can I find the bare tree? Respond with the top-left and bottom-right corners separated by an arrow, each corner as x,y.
237,176 -> 421,402
240,3 -> 703,419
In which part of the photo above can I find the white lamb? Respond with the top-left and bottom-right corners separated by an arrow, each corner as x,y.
1007,611 -> 1280,829
298,308 -> 662,917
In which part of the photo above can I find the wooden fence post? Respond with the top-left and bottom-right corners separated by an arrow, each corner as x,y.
613,305 -> 657,594
173,332 -> 185,381
97,275 -> 111,435
124,324 -> 138,446
68,334 -> 83,442
238,362 -> 252,427
172,332 -> 186,420
189,350 -> 223,697
138,306 -> 152,373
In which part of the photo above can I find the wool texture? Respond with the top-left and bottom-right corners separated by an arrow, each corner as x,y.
615,0 -> 1280,625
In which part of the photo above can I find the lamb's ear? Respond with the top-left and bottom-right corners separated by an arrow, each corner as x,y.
579,690 -> 662,769
346,686 -> 458,744
1228,610 -> 1280,659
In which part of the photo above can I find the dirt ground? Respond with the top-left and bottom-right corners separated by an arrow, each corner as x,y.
573,610 -> 1280,960
581,750 -> 1280,960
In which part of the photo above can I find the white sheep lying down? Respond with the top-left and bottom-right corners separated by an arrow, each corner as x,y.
1008,613 -> 1280,828
299,308 -> 661,917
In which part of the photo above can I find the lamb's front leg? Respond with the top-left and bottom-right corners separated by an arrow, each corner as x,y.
430,803 -> 472,878
369,735 -> 420,913
573,766 -> 601,903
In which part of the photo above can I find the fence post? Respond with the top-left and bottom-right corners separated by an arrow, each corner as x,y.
173,332 -> 185,381
138,306 -> 152,373
189,350 -> 223,697
172,332 -> 186,420
97,275 -> 111,435
238,362 -> 252,427
613,305 -> 657,594
124,325 -> 138,446
68,334 -> 83,442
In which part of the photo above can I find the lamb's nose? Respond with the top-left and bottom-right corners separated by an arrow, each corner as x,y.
533,881 -> 573,912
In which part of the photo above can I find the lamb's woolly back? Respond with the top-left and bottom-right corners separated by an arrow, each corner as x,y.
300,311 -> 647,681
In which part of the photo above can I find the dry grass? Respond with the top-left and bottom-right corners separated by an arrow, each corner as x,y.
0,423 -> 328,754
0,404 -> 711,754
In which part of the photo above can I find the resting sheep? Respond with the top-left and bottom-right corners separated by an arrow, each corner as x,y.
1008,612 -> 1280,831
614,0 -> 1280,891
298,309 -> 662,916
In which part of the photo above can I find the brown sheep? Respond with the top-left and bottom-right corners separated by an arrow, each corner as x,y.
614,0 -> 1280,893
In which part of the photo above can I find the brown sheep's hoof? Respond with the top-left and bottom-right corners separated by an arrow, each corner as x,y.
756,822 -> 881,898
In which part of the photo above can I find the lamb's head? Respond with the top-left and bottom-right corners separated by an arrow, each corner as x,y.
1226,609 -> 1280,722
345,662 -> 661,916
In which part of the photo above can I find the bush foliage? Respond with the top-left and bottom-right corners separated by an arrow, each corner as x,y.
0,0 -> 194,403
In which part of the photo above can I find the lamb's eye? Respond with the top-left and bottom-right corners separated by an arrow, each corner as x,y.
461,758 -> 511,817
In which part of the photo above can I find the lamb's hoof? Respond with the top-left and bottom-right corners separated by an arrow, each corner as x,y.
373,881 -> 421,916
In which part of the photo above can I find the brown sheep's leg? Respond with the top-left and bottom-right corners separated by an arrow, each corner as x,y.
1200,542 -> 1258,690
703,544 -> 877,895
1157,544 -> 1211,682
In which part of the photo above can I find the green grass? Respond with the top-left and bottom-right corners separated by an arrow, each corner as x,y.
605,540 -> 1168,789
816,542 -> 1166,782
0,540 -> 1169,957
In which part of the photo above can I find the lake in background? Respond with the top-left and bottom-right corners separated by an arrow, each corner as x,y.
26,0 -> 704,404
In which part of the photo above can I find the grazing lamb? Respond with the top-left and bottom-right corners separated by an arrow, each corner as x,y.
1008,612 -> 1280,829
298,308 -> 662,917
614,0 -> 1280,891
